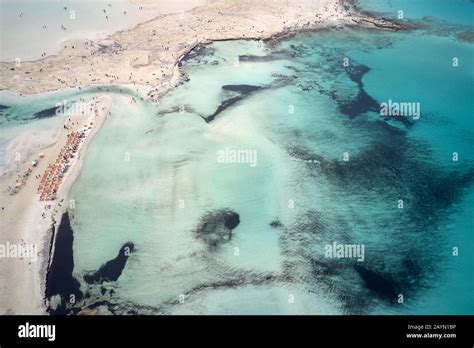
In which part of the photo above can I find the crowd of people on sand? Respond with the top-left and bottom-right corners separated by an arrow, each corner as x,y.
37,131 -> 85,201
7,167 -> 34,196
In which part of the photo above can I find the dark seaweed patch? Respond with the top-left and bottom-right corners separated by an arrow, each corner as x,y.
224,214 -> 240,230
84,242 -> 135,284
338,64 -> 412,126
354,257 -> 425,305
338,88 -> 379,118
335,64 -> 380,118
291,134 -> 473,311
355,265 -> 399,302
321,140 -> 406,189
270,219 -> 283,228
321,137 -> 474,216
346,64 -> 370,85
195,209 -> 240,250
408,167 -> 474,221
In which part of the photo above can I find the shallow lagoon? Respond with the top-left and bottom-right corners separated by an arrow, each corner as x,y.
66,25 -> 473,314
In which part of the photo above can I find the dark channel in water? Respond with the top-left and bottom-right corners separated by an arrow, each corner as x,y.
84,242 -> 135,284
46,212 -> 135,314
204,85 -> 264,123
33,105 -> 60,119
45,212 -> 83,315
222,84 -> 261,93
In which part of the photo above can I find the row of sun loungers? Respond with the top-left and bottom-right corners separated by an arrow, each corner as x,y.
37,131 -> 84,201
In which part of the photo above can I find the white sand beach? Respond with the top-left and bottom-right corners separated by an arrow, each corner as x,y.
0,0 -> 403,96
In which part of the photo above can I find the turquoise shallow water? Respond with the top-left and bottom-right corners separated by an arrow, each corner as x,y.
359,0 -> 473,26
1,2 -> 473,314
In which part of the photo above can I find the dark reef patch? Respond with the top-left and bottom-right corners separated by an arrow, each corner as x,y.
336,64 -> 380,118
320,136 -> 474,218
224,213 -> 240,230
270,219 -> 283,228
345,63 -> 370,85
84,242 -> 135,284
408,167 -> 474,222
354,258 -> 425,305
195,209 -> 240,250
45,212 -> 83,315
290,49 -> 413,128
338,88 -> 379,118
355,265 -> 399,302
321,139 -> 406,190
285,129 -> 473,311
277,118 -> 473,312
338,63 -> 413,127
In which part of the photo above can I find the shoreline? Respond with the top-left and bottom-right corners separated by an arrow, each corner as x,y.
0,0 -> 408,97
44,95 -> 113,313
0,0 -> 211,64
0,95 -> 112,314
0,0 -> 410,315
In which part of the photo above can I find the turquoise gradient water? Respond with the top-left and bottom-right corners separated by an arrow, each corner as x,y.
0,1 -> 472,314
359,0 -> 473,26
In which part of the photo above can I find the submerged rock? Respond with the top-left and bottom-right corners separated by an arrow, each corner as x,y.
195,209 -> 240,250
